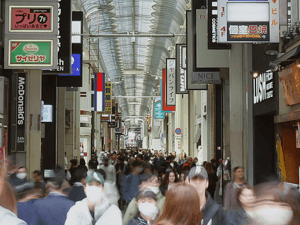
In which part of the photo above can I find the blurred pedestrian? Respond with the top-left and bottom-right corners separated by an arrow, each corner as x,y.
128,190 -> 160,225
215,159 -> 223,203
78,158 -> 88,173
153,183 -> 202,225
123,174 -> 165,225
64,152 -> 68,175
182,157 -> 192,171
159,170 -> 178,196
68,167 -> 87,202
65,171 -> 122,225
205,162 -> 218,199
87,159 -> 98,177
12,167 -> 34,199
31,167 -> 74,224
33,170 -> 46,195
187,166 -> 231,225
224,166 -> 248,211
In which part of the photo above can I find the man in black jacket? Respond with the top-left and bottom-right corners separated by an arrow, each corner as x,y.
187,166 -> 231,225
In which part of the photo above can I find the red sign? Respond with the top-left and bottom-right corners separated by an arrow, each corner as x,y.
162,69 -> 175,111
11,7 -> 52,31
175,128 -> 182,135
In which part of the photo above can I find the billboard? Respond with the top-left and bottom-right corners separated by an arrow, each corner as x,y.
218,0 -> 279,43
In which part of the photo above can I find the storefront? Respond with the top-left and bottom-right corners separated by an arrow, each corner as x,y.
0,77 -> 9,162
275,61 -> 300,185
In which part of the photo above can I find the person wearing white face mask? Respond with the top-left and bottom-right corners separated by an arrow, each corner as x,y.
128,190 -> 160,225
11,167 -> 34,199
65,171 -> 122,225
123,174 -> 165,225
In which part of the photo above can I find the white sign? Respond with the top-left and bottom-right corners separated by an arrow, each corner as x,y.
80,116 -> 89,122
182,46 -> 186,69
41,105 -> 53,122
253,70 -> 274,104
166,58 -> 176,106
218,0 -> 279,43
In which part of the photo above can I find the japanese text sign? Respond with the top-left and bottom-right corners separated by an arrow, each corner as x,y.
166,58 -> 176,106
162,70 -> 175,112
218,0 -> 279,43
154,97 -> 165,119
105,82 -> 112,114
7,40 -> 54,68
10,6 -> 53,32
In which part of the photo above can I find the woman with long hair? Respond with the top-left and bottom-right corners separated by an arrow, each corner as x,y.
153,183 -> 202,225
205,162 -> 218,199
159,170 -> 178,196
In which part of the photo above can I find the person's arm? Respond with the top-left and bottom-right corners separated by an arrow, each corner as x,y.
65,206 -> 79,225
123,198 -> 138,225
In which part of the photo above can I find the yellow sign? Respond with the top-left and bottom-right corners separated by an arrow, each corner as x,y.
104,82 -> 112,114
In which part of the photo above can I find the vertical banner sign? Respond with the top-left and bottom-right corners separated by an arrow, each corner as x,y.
17,73 -> 26,151
154,97 -> 165,119
208,0 -> 231,49
166,58 -> 176,106
218,0 -> 279,43
94,73 -> 105,112
176,45 -> 188,94
162,69 -> 176,112
105,83 -> 112,114
44,0 -> 72,74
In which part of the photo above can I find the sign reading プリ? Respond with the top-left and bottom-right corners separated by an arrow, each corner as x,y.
10,6 -> 53,32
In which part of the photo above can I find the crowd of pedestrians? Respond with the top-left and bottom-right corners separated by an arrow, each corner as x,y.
0,149 -> 299,225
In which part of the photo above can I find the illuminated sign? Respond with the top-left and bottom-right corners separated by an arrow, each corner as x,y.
253,70 -> 273,104
166,58 -> 176,106
58,54 -> 81,76
9,6 -> 53,32
176,44 -> 188,94
218,0 -> 279,43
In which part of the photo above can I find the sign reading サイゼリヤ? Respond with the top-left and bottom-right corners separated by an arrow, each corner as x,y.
8,40 -> 53,67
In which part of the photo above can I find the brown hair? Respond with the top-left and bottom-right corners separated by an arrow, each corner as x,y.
232,184 -> 252,210
154,183 -> 202,225
160,170 -> 178,189
205,162 -> 215,174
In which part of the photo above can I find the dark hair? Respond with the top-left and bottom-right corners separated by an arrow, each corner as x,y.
33,170 -> 41,176
205,162 -> 215,174
166,156 -> 172,161
137,154 -> 144,160
96,169 -> 106,180
49,166 -> 65,189
18,166 -> 27,171
112,152 -> 116,156
154,183 -> 201,225
79,158 -> 86,166
73,167 -> 87,183
137,190 -> 156,201
140,174 -> 157,183
88,160 -> 98,169
131,160 -> 142,168
70,159 -> 78,167
233,184 -> 252,210
144,155 -> 150,161
233,166 -> 243,173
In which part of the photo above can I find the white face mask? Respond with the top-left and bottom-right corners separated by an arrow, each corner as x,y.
250,206 -> 293,225
138,203 -> 159,218
16,173 -> 27,180
148,186 -> 159,194
86,186 -> 104,205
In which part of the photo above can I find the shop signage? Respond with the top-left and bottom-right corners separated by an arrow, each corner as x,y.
154,97 -> 164,119
80,116 -> 89,122
9,6 -> 53,32
108,122 -> 117,128
253,70 -> 273,104
104,82 -> 112,114
94,73 -> 105,112
17,73 -> 26,151
192,71 -> 221,84
208,0 -> 231,49
6,39 -> 54,68
162,70 -> 176,112
43,0 -> 72,74
166,58 -> 176,106
176,44 -> 188,94
218,0 -> 279,43
41,105 -> 53,122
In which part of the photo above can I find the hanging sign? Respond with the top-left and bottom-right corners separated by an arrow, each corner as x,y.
218,0 -> 279,43
105,82 -> 112,114
166,58 -> 176,106
192,71 -> 221,84
253,70 -> 273,104
155,97 -> 165,119
17,73 -> 26,151
176,44 -> 188,94
6,40 -> 54,68
162,69 -> 175,112
94,73 -> 105,112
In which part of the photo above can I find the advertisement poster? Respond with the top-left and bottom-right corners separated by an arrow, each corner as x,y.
9,40 -> 53,66
10,6 -> 53,32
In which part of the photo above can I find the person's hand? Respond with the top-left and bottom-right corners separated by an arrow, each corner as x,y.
116,170 -> 122,174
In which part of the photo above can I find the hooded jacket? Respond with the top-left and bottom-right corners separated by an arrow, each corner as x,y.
65,197 -> 122,225
202,192 -> 231,225
0,205 -> 27,225
123,191 -> 165,225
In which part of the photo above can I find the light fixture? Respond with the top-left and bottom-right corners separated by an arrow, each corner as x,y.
269,61 -> 279,71
251,71 -> 259,78
264,44 -> 279,56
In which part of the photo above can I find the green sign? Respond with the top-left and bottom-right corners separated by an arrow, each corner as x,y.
9,40 -> 52,66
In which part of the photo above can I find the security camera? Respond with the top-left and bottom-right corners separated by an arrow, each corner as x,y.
167,46 -> 172,52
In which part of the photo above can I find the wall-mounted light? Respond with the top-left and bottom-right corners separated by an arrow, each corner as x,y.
269,61 -> 279,72
251,71 -> 259,78
264,44 -> 279,56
